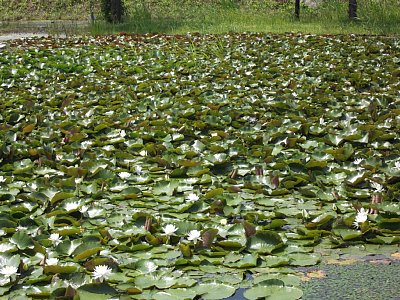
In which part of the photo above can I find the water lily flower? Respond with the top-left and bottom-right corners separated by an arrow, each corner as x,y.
80,205 -> 104,218
80,205 -> 89,213
0,176 -> 5,183
370,181 -> 384,193
0,266 -> 19,277
92,265 -> 112,283
64,201 -> 80,212
220,218 -> 228,226
187,230 -> 202,243
354,158 -> 363,165
46,258 -> 59,265
118,172 -> 131,180
49,233 -> 62,246
353,208 -> 368,229
186,193 -> 199,201
86,208 -> 104,218
395,161 -> 400,170
163,224 -> 178,236
135,165 -> 143,175
81,140 -> 93,149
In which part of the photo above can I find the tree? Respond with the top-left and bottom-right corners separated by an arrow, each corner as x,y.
294,0 -> 301,19
349,0 -> 357,20
101,0 -> 125,23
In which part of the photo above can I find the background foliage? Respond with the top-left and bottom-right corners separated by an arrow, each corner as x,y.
0,0 -> 399,35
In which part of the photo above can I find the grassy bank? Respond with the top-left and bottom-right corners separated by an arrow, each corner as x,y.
0,1 -> 399,36
96,0 -> 400,35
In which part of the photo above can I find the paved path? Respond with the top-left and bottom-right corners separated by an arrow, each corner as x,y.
0,32 -> 50,41
0,20 -> 88,41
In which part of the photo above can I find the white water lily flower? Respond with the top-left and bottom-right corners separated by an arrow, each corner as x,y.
353,208 -> 368,229
135,165 -> 143,175
0,176 -> 5,183
16,225 -> 28,231
80,140 -> 93,149
92,265 -> 112,282
354,158 -> 363,165
163,224 -> 178,236
79,205 -> 89,213
395,161 -> 400,170
49,233 -> 62,245
187,230 -> 202,243
186,193 -> 199,201
370,181 -> 384,193
220,218 -> 228,226
118,172 -> 131,180
29,182 -> 37,190
87,208 -> 104,218
46,258 -> 59,265
64,201 -> 80,211
0,266 -> 19,277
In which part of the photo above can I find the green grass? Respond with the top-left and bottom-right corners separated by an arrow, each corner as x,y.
0,0 -> 400,35
0,0 -> 95,21
1,0 -> 400,35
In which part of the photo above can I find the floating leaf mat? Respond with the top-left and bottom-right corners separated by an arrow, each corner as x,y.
0,33 -> 399,299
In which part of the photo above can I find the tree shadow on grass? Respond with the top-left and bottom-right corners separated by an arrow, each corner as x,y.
89,1 -> 224,35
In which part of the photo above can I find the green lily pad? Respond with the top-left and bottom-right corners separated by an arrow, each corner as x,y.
244,280 -> 303,300
247,231 -> 285,254
288,252 -> 321,266
153,288 -> 197,300
77,283 -> 118,300
195,282 -> 236,300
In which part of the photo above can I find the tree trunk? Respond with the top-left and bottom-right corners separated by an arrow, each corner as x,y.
349,0 -> 357,20
295,0 -> 301,19
90,0 -> 95,22
110,0 -> 123,23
